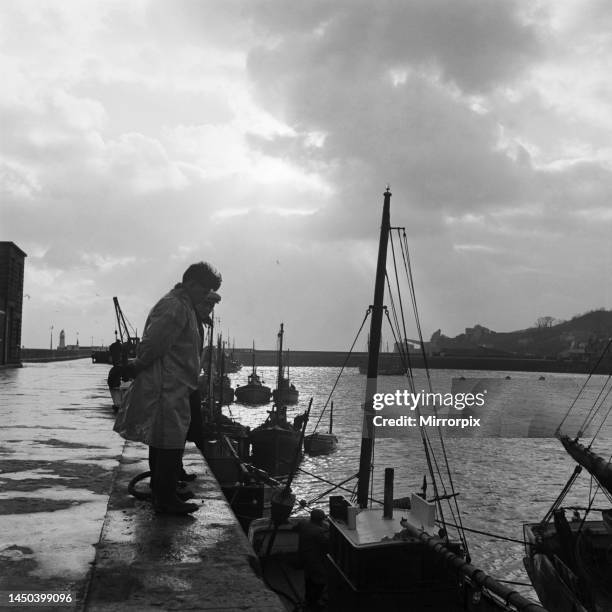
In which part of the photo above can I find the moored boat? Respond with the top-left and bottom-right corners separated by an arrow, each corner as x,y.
249,403 -> 308,477
199,334 -> 235,405
272,325 -> 299,405
235,341 -> 271,405
304,401 -> 338,456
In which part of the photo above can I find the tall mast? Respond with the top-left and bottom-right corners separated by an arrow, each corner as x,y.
206,316 -> 215,414
251,339 -> 256,374
277,323 -> 284,389
357,187 -> 391,508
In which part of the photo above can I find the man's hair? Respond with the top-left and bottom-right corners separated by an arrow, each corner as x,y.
182,262 -> 222,291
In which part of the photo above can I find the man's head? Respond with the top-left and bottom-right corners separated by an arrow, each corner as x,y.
310,509 -> 326,525
182,262 -> 222,322
183,262 -> 222,291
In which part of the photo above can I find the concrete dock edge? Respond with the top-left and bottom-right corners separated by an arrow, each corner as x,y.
84,441 -> 284,611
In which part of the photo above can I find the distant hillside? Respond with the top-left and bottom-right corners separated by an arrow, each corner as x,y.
430,309 -> 612,360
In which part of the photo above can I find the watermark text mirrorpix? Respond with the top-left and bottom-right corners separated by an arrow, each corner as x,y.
372,390 -> 486,429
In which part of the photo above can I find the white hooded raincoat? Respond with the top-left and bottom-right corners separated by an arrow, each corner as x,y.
113,286 -> 202,448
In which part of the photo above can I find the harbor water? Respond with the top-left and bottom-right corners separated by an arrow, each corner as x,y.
2,359 -> 611,602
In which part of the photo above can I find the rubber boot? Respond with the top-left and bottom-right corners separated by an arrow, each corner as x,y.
151,447 -> 198,515
150,446 -> 194,502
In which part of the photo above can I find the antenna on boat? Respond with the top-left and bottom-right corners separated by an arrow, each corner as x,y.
357,187 -> 391,508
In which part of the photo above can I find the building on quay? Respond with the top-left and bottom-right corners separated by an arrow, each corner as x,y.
0,242 -> 27,368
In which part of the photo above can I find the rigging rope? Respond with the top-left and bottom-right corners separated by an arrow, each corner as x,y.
393,227 -> 472,560
575,372 -> 612,440
311,308 -> 371,434
384,245 -> 453,538
541,465 -> 582,525
577,473 -> 602,535
382,277 -> 449,526
435,519 -> 526,545
556,336 -> 612,435
589,400 -> 612,448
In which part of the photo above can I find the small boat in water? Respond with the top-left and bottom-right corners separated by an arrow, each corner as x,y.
304,401 -> 338,456
249,402 -> 309,477
235,342 -> 271,405
199,334 -> 235,405
272,324 -> 299,405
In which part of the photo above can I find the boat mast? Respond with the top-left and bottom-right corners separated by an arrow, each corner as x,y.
251,339 -> 256,375
357,187 -> 391,508
206,317 -> 215,417
277,323 -> 284,390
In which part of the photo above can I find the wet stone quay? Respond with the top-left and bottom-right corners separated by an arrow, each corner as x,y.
0,360 -> 282,611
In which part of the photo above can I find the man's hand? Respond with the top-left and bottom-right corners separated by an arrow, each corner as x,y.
196,291 -> 221,325
202,291 -> 221,306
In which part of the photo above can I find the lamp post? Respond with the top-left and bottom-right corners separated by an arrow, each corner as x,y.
50,325 -> 54,350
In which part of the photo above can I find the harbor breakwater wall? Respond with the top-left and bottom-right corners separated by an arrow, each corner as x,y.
233,349 -> 367,368
232,349 -> 601,374
20,348 -> 92,363
14,347 -> 600,374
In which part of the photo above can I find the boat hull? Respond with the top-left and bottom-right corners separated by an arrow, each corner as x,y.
272,387 -> 299,405
93,350 -> 112,364
199,430 -> 275,531
216,386 -> 234,405
304,432 -> 338,456
249,509 -> 524,612
235,384 -> 271,405
249,425 -> 302,476
523,520 -> 611,612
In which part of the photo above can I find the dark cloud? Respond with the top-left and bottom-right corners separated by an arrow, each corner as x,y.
3,2 -> 612,349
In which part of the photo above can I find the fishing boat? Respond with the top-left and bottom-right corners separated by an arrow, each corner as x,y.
523,426 -> 612,611
193,322 -> 284,531
272,324 -> 299,405
225,339 -> 242,374
200,422 -> 281,532
199,334 -> 235,405
214,373 -> 235,405
235,342 -> 272,405
304,401 -> 338,456
251,188 -> 546,611
249,403 -> 308,477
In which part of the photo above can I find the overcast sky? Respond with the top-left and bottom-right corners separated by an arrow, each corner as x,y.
3,0 -> 612,351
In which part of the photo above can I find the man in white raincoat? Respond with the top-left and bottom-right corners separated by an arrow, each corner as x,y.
114,262 -> 222,514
